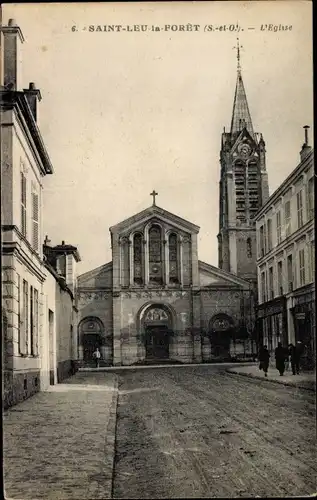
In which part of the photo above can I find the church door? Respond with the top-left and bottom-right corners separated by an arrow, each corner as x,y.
83,334 -> 101,364
142,305 -> 172,361
209,314 -> 234,360
145,325 -> 169,359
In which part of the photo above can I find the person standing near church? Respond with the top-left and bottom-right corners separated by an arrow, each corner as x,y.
259,345 -> 270,377
289,342 -> 303,375
275,342 -> 287,376
93,347 -> 101,368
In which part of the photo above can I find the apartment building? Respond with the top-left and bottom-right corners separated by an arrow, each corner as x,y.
1,19 -> 80,408
255,128 -> 315,369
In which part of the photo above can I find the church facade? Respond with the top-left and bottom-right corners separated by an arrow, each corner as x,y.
76,51 -> 269,366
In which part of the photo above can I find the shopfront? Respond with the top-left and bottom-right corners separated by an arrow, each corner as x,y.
291,284 -> 315,369
256,297 -> 288,355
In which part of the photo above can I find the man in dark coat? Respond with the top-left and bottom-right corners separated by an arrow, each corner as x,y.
289,342 -> 303,375
258,345 -> 270,377
275,342 -> 287,376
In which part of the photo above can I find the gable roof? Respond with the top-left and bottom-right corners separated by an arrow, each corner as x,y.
78,261 -> 112,285
199,260 -> 251,289
110,204 -> 200,234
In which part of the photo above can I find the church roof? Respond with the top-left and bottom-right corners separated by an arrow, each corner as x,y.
199,260 -> 252,289
230,69 -> 254,139
110,204 -> 200,234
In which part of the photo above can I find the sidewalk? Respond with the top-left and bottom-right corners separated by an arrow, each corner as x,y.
3,372 -> 118,500
227,363 -> 316,391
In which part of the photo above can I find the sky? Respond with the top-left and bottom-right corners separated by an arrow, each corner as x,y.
2,1 -> 313,275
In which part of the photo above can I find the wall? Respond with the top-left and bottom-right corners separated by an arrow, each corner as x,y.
77,293 -> 113,361
113,290 -> 193,365
200,288 -> 255,361
55,285 -> 74,382
42,268 -> 56,388
2,252 -> 44,409
12,111 -> 43,257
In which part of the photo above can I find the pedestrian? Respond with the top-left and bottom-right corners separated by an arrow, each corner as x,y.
258,344 -> 270,377
275,342 -> 287,376
289,341 -> 303,375
92,347 -> 101,368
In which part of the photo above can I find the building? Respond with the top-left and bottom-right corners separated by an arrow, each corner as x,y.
43,238 -> 81,384
255,129 -> 315,369
76,47 -> 265,366
218,47 -> 269,285
1,19 -> 54,407
1,19 -> 79,408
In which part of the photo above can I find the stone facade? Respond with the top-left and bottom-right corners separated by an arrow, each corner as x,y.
77,206 -> 256,366
255,135 -> 315,367
76,57 -> 266,367
1,20 -> 55,408
217,63 -> 269,284
1,19 -> 80,408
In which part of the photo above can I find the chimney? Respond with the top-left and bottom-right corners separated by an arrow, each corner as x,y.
44,235 -> 51,246
62,240 -> 65,246
23,82 -> 42,122
300,125 -> 312,162
2,19 -> 24,90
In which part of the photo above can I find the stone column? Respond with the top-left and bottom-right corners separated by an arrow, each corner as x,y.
193,334 -> 202,363
112,293 -> 122,365
191,291 -> 201,362
191,234 -> 199,288
163,235 -> 168,285
129,239 -> 133,286
179,236 -> 184,285
144,235 -> 149,285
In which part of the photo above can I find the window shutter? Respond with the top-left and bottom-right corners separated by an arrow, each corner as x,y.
21,173 -> 27,237
20,280 -> 28,355
32,192 -> 39,251
34,289 -> 39,355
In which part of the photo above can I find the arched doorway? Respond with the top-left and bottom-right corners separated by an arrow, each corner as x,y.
140,304 -> 173,360
79,317 -> 103,364
209,313 -> 234,359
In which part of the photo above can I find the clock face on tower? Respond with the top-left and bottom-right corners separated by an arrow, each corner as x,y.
238,142 -> 252,159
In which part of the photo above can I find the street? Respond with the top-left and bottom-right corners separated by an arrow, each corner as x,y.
3,365 -> 316,499
113,365 -> 316,498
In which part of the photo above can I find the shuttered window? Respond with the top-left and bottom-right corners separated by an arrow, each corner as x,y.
30,285 -> 34,355
285,201 -> 291,237
21,172 -> 27,237
32,192 -> 39,251
299,249 -> 305,287
17,274 -> 21,351
297,190 -> 304,229
20,280 -> 28,355
30,288 -> 39,356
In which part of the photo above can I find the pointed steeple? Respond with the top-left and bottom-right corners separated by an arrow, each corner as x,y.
230,39 -> 254,138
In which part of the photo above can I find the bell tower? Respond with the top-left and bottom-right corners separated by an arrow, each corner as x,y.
217,39 -> 269,283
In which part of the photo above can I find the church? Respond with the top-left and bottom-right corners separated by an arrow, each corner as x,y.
76,48 -> 270,366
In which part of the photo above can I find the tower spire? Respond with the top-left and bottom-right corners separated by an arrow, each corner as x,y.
230,39 -> 254,137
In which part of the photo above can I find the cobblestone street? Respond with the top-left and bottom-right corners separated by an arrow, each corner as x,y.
3,365 -> 316,499
4,373 -> 118,500
113,365 -> 316,499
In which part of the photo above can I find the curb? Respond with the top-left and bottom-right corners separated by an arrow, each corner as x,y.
78,362 -> 253,372
102,376 -> 119,499
226,368 -> 316,392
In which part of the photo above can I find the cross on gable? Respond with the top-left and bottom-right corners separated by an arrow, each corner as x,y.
150,190 -> 158,206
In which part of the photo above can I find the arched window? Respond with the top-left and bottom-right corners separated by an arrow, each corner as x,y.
235,161 -> 246,222
247,237 -> 252,258
149,225 -> 163,284
133,233 -> 143,285
169,233 -> 179,284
